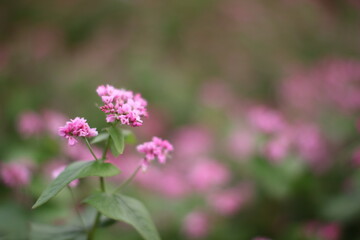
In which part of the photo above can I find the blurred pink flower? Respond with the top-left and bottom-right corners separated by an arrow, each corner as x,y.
97,85 -> 148,127
0,162 -> 31,187
58,117 -> 98,146
42,110 -> 67,136
248,106 -> 286,134
352,147 -> 360,167
136,169 -> 189,198
173,126 -> 213,159
304,221 -> 341,240
183,211 -> 209,238
293,124 -> 327,171
137,137 -> 173,171
51,165 -> 79,187
208,188 -> 245,216
17,111 -> 43,137
188,159 -> 229,191
253,237 -> 271,240
264,133 -> 292,163
227,127 -> 256,160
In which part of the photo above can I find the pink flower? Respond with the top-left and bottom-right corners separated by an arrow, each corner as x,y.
183,211 -> 209,238
208,188 -> 245,216
248,106 -> 286,134
304,221 -> 341,240
137,137 -> 173,171
17,111 -> 43,137
264,133 -> 292,163
42,110 -> 67,136
1,162 -> 31,187
188,159 -> 229,191
227,127 -> 256,160
58,117 -> 98,146
172,126 -> 213,159
97,85 -> 148,127
51,166 -> 79,188
253,237 -> 271,240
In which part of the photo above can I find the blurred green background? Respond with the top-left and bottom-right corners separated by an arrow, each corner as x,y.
1,0 -> 360,239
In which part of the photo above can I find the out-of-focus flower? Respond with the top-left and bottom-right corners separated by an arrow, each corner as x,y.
293,124 -> 327,171
42,110 -> 67,136
304,221 -> 341,240
137,169 -> 189,198
188,159 -> 229,191
0,162 -> 31,187
97,85 -> 148,127
58,117 -> 98,146
208,188 -> 245,216
248,106 -> 286,134
173,126 -> 213,160
352,147 -> 360,167
51,166 -> 79,188
17,111 -> 44,137
264,133 -> 292,163
227,127 -> 256,160
137,137 -> 173,171
183,211 -> 209,238
252,237 -> 271,240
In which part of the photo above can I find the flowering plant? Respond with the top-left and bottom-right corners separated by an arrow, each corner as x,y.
32,85 -> 173,240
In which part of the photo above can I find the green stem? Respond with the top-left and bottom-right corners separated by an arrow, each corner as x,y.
102,137 -> 110,160
84,138 -> 99,161
115,166 -> 141,193
86,136 -> 111,240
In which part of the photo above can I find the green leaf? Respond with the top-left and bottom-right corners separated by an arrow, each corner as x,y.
91,132 -> 110,144
84,193 -> 161,240
30,223 -> 86,240
107,126 -> 124,156
123,129 -> 137,145
322,191 -> 360,221
32,161 -> 120,209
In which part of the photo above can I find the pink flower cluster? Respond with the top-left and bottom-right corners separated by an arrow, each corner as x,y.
0,162 -> 31,188
58,117 -> 98,146
137,137 -> 174,171
97,85 -> 148,127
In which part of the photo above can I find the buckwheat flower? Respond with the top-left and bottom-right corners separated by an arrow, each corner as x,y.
96,85 -> 148,127
137,137 -> 174,171
58,117 -> 98,146
17,111 -> 43,137
183,211 -> 209,238
52,166 -> 79,188
188,159 -> 229,191
0,162 -> 31,188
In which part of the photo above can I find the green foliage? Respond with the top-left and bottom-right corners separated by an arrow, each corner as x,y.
30,224 -> 87,240
84,193 -> 161,240
32,161 -> 120,209
91,132 -> 110,144
107,126 -> 125,157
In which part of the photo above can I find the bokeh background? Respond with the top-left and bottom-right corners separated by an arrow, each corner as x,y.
1,0 -> 360,239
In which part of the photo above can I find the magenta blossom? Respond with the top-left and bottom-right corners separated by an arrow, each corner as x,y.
58,117 -> 98,146
97,85 -> 148,127
17,111 -> 43,137
183,211 -> 210,238
52,166 -> 79,188
0,162 -> 31,188
137,137 -> 174,171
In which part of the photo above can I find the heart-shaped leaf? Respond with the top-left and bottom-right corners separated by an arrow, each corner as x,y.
32,161 -> 120,209
84,193 -> 160,240
107,126 -> 124,156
